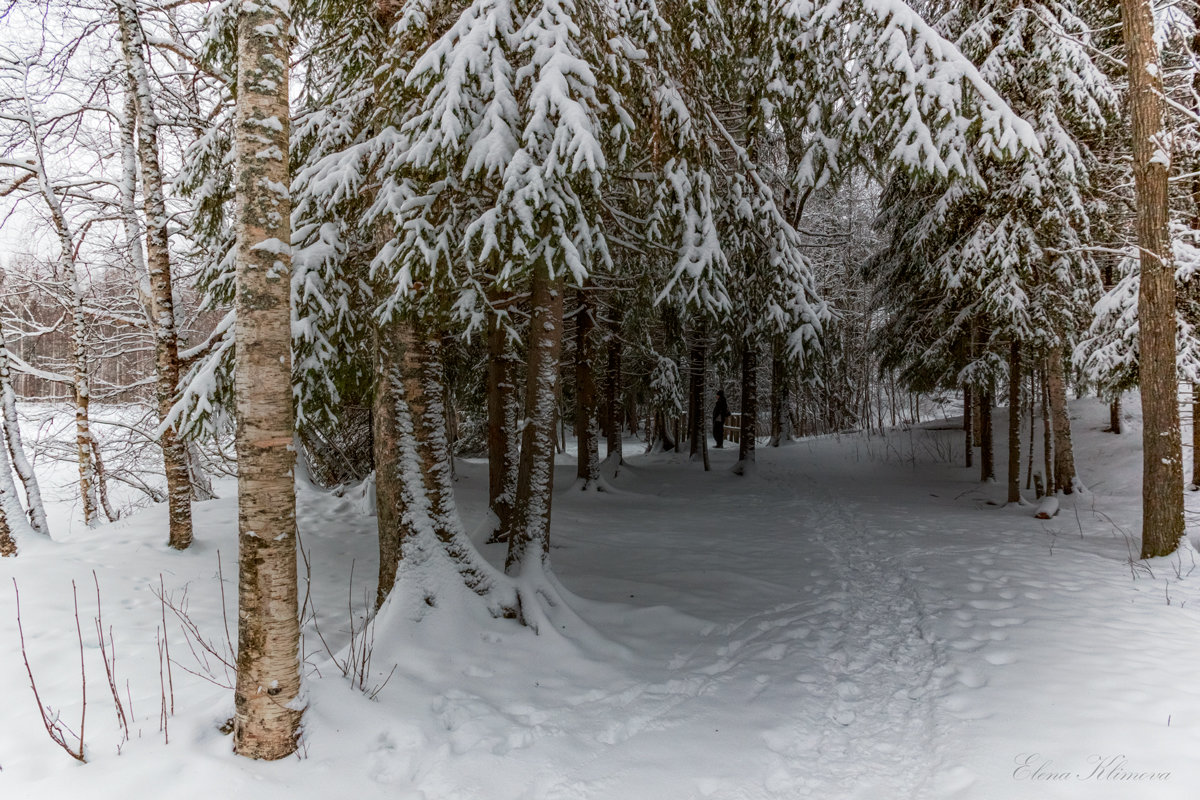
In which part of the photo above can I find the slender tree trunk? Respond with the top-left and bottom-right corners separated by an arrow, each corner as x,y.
1025,371 -> 1034,489
115,0 -> 193,548
980,386 -> 995,482
71,281 -> 99,528
1046,345 -> 1076,494
372,315 -> 404,609
736,338 -> 757,473
574,290 -> 600,487
963,383 -> 974,469
688,334 -> 705,461
0,333 -> 47,534
505,267 -> 564,573
769,346 -> 785,447
1109,396 -> 1122,434
1042,365 -> 1054,493
231,0 -> 303,758
486,301 -> 520,540
1120,0 -> 1185,557
605,326 -> 622,463
1193,385 -> 1200,488
19,62 -> 97,528
1007,342 -> 1021,504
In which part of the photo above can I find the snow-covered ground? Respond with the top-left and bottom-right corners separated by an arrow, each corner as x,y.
2,395 -> 1198,799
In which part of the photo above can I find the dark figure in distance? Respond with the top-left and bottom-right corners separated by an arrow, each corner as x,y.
713,390 -> 730,448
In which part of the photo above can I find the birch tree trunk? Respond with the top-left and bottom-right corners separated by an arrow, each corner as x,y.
1119,0 -> 1185,557
0,332 -> 47,535
114,0 -> 193,548
505,267 -> 564,573
18,89 -> 98,527
574,289 -> 600,488
231,0 -> 303,759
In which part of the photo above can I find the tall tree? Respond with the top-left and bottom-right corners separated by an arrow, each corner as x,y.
1119,0 -> 1185,557
114,0 -> 194,549
230,0 -> 304,759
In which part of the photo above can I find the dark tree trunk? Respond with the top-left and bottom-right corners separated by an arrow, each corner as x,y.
736,339 -> 757,473
575,290 -> 600,487
605,327 -> 622,463
689,336 -> 705,461
1007,342 -> 1021,504
963,383 -> 974,469
487,302 -> 521,541
980,386 -> 995,482
1110,396 -> 1122,435
769,347 -> 786,447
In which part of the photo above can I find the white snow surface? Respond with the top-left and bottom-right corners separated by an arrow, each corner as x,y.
2,395 -> 1199,799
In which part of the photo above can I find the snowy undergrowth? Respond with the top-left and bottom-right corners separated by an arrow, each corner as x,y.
2,395 -> 1199,799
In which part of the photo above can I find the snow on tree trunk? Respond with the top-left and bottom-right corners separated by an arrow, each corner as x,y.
403,322 -> 499,597
1007,342 -> 1021,504
70,269 -> 99,528
115,0 -> 193,549
505,267 -> 564,574
1046,346 -> 1076,494
0,333 -> 47,535
1119,0 -> 1185,557
574,289 -> 600,488
231,0 -> 303,759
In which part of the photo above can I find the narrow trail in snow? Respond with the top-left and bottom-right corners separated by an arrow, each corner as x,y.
739,469 -> 949,799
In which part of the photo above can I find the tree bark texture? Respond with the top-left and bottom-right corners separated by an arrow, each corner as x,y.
372,315 -> 404,609
1119,0 -> 1185,557
231,0 -> 303,759
115,0 -> 193,549
505,267 -> 564,573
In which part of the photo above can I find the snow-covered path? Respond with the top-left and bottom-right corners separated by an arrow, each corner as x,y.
3,399 -> 1199,800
